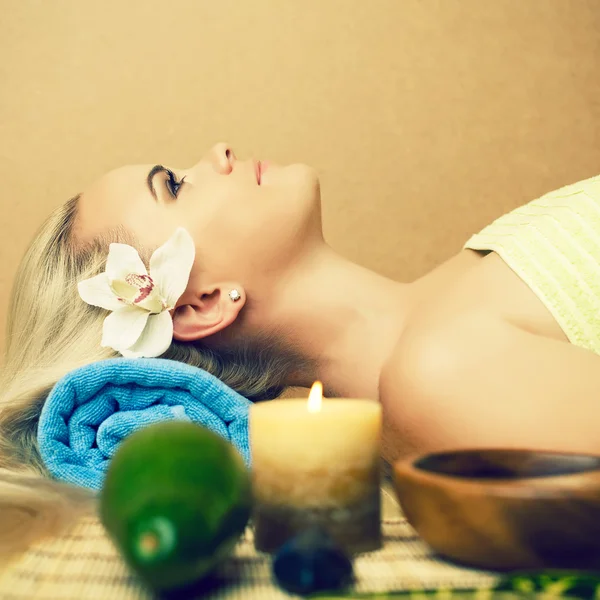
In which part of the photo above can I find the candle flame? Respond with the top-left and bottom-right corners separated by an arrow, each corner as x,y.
307,381 -> 323,413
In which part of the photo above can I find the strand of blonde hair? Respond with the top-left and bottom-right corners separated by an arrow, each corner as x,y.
0,195 -> 298,552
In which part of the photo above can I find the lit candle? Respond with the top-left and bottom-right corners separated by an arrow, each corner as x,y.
250,382 -> 382,554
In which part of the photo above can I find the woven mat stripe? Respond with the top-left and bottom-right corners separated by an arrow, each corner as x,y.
0,514 -> 498,600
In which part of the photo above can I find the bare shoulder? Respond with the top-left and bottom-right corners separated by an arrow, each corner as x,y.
380,246 -> 568,394
377,248 -> 571,461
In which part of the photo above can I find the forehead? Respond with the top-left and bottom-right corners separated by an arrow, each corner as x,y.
76,164 -> 158,244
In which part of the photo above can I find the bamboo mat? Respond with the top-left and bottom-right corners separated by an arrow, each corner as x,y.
0,487 -> 498,599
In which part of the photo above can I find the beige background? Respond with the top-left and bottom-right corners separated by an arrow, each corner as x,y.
1,0 -> 599,354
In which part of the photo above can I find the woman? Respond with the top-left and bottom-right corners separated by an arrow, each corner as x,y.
1,143 -> 600,548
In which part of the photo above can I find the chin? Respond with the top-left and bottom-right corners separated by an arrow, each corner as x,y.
298,168 -> 323,235
290,163 -> 321,199
274,163 -> 322,231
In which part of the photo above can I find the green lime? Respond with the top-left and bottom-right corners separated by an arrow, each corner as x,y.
100,421 -> 251,592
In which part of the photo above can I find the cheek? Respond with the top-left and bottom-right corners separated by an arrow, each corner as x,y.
191,175 -> 321,278
197,209 -> 291,278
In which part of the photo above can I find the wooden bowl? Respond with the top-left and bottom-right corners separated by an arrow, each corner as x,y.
392,449 -> 600,571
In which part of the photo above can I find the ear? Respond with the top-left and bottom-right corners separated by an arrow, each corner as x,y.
172,283 -> 246,342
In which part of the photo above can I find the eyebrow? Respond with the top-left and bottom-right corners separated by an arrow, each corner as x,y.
146,164 -> 168,201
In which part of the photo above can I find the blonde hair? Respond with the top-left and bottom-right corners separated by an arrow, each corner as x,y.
0,195 -> 297,554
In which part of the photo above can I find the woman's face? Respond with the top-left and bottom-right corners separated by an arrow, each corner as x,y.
76,143 -> 323,287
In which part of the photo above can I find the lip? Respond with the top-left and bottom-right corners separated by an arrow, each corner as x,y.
255,160 -> 270,185
255,160 -> 261,185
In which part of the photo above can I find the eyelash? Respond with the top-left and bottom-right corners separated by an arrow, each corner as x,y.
165,170 -> 186,198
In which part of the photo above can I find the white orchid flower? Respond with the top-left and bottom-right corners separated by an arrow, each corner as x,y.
78,227 -> 195,358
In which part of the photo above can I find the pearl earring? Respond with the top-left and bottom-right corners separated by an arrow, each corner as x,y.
229,289 -> 241,302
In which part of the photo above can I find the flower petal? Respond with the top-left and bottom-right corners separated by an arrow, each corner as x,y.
78,273 -> 123,311
101,306 -> 149,352
120,311 -> 173,358
105,243 -> 148,282
149,228 -> 195,308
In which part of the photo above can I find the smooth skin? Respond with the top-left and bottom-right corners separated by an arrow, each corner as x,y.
76,143 -> 600,463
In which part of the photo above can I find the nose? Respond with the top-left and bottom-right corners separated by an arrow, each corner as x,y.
206,142 -> 236,175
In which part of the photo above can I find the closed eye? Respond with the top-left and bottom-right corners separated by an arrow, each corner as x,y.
165,170 -> 186,198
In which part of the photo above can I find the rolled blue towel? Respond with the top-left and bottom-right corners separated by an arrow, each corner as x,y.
37,358 -> 251,491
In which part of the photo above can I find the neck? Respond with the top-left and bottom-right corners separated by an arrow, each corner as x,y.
249,244 -> 414,399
